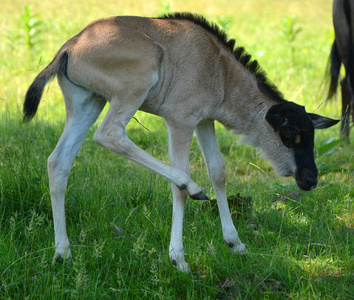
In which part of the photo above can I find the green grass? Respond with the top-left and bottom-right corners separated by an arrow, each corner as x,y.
0,0 -> 353,299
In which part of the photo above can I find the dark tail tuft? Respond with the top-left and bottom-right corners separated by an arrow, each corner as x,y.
23,73 -> 50,122
23,51 -> 68,123
327,40 -> 342,100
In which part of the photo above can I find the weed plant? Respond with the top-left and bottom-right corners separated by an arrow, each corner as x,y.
0,0 -> 353,299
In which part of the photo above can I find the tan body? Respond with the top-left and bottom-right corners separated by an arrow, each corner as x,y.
65,16 -> 268,130
24,13 -> 338,272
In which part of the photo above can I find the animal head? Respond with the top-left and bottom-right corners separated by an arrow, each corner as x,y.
261,102 -> 339,191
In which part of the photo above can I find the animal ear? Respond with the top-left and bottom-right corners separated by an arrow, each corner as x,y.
308,113 -> 340,129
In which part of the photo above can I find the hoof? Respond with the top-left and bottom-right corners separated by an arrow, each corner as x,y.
52,248 -> 72,265
190,191 -> 210,200
232,243 -> 247,256
171,259 -> 190,273
52,253 -> 70,265
225,240 -> 247,255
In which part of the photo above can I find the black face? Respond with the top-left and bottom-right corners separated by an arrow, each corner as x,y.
266,102 -> 318,191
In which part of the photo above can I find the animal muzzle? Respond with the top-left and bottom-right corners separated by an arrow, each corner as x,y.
295,168 -> 318,191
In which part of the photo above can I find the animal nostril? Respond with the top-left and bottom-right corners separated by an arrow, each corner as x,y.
306,176 -> 317,189
306,177 -> 316,184
302,168 -> 318,189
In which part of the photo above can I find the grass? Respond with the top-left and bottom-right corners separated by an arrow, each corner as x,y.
0,0 -> 353,298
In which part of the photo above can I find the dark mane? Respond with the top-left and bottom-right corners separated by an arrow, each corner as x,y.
158,12 -> 285,103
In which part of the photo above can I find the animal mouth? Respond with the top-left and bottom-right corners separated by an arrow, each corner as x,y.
282,172 -> 293,178
296,180 -> 317,191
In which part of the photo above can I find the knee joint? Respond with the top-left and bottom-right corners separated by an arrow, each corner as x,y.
48,155 -> 71,177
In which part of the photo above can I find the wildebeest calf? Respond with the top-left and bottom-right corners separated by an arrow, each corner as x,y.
24,13 -> 339,272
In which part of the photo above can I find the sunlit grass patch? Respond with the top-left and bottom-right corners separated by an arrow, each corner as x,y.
335,209 -> 354,230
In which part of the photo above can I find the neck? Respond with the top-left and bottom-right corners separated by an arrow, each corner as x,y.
216,84 -> 274,143
213,47 -> 286,145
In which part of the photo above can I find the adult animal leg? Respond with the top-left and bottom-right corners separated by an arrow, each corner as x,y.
333,0 -> 353,139
340,78 -> 351,139
167,124 -> 195,272
195,122 -> 246,255
351,96 -> 354,127
48,75 -> 106,260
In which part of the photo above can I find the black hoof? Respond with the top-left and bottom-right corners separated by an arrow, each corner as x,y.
190,191 -> 210,200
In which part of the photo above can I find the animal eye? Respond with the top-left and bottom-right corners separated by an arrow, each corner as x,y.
280,127 -> 292,139
279,126 -> 296,148
283,130 -> 292,138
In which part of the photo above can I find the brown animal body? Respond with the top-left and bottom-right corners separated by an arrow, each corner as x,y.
24,13 -> 338,272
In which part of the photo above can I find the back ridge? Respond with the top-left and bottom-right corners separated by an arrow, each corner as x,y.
158,12 -> 285,103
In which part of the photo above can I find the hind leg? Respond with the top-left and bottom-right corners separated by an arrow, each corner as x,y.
340,78 -> 351,140
351,98 -> 354,131
49,75 -> 106,260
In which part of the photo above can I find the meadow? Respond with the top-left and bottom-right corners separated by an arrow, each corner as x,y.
0,0 -> 353,298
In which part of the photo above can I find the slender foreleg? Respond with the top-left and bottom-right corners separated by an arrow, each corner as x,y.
49,75 -> 106,261
195,122 -> 246,255
167,123 -> 195,272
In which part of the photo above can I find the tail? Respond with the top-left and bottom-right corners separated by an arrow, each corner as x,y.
23,50 -> 69,122
326,40 -> 342,100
